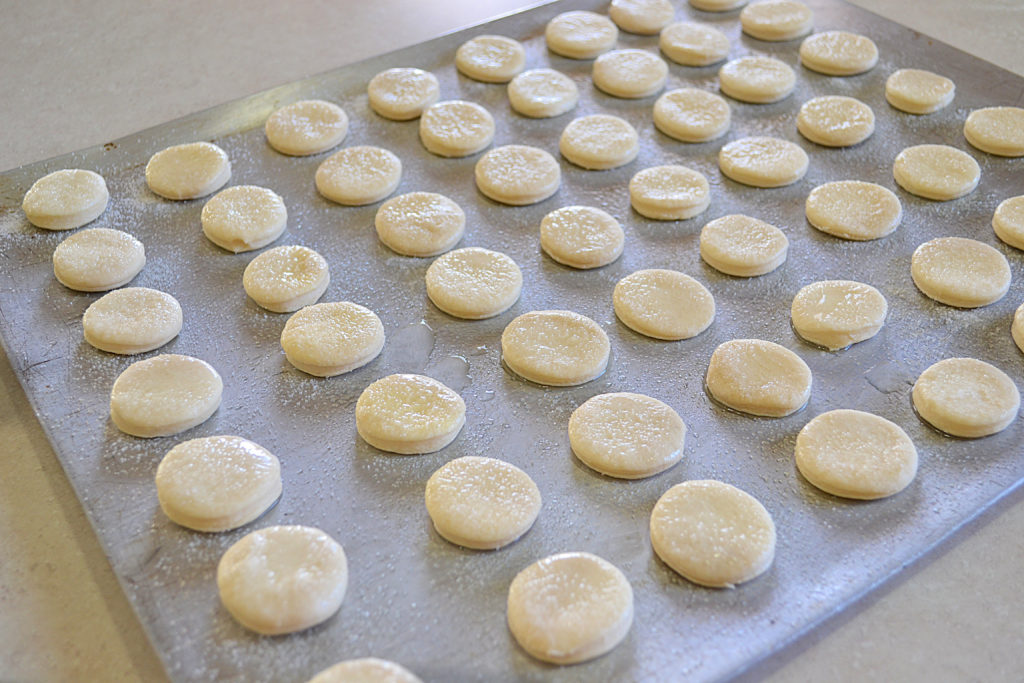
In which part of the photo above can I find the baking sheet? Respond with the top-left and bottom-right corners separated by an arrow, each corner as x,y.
1,0 -> 1022,680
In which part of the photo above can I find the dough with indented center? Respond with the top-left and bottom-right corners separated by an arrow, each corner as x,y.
280,302 -> 384,377
145,142 -> 231,200
545,11 -> 618,59
508,68 -> 579,118
964,106 -> 1024,157
609,0 -> 674,34
355,374 -> 466,454
893,144 -> 979,201
700,214 -> 788,276
375,192 -> 465,257
419,100 -> 496,157
425,247 -> 522,319
654,88 -> 731,143
993,195 -> 1024,250
629,165 -> 710,220
264,100 -> 348,156
540,206 -> 624,269
885,68 -> 954,114
315,146 -> 402,205
614,269 -> 715,340
799,31 -> 878,76
913,358 -> 1020,438
507,552 -> 633,665
740,0 -> 813,41
660,22 -> 730,66
502,310 -> 609,386
201,185 -> 287,253
455,35 -> 526,83
791,280 -> 887,350
156,436 -> 282,532
719,136 -> 808,188
52,227 -> 145,292
243,245 -> 329,313
217,525 -> 347,635
593,49 -> 668,98
367,68 -> 440,121
1013,303 -> 1024,354
706,339 -> 811,417
690,0 -> 748,10
910,237 -> 1010,308
797,96 -> 874,147
805,180 -> 902,241
83,287 -> 182,354
110,354 -> 222,438
22,169 -> 108,230
559,114 -> 639,170
719,56 -> 796,104
475,145 -> 561,205
569,392 -> 686,478
425,456 -> 541,549
308,658 -> 422,683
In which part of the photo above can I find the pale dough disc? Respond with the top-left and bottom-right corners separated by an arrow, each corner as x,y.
110,354 -> 223,438
650,480 -> 775,587
455,35 -> 526,83
507,552 -> 633,665
805,180 -> 902,241
367,68 -> 441,121
797,96 -> 875,147
718,56 -> 796,104
700,214 -> 788,277
475,145 -> 561,205
912,358 -> 1020,438
201,185 -> 288,253
83,287 -> 182,355
374,192 -> 465,257
425,456 -> 542,549
910,237 -> 1010,308
653,88 -> 731,143
52,227 -> 145,292
145,141 -> 231,200
545,11 -> 618,59
425,247 -> 522,319
264,100 -> 348,156
964,106 -> 1024,157
568,392 -> 686,478
892,144 -> 979,201
508,68 -> 579,118
689,0 -> 748,10
243,245 -> 330,313
659,22 -> 730,67
885,68 -> 955,114
419,100 -> 496,158
355,373 -> 466,454
994,195 -> 1024,250
609,0 -> 674,35
705,339 -> 811,417
559,114 -> 639,170
592,49 -> 668,98
308,658 -> 423,683
155,435 -> 282,532
629,164 -> 711,220
217,525 -> 347,635
790,280 -> 887,350
1013,303 -> 1024,354
799,31 -> 878,76
315,145 -> 402,205
614,269 -> 715,340
539,206 -> 624,269
739,0 -> 813,41
280,302 -> 385,377
22,169 -> 109,230
719,136 -> 809,188
795,410 -> 917,500
501,310 -> 609,386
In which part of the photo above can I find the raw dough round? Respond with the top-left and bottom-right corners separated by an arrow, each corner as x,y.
455,35 -> 526,83
308,659 -> 422,683
501,310 -> 609,386
912,358 -> 1020,438
375,192 -> 465,257
799,31 -> 878,76
83,287 -> 182,354
885,68 -> 955,114
892,144 -> 979,201
805,180 -> 902,241
569,392 -> 686,478
243,245 -> 330,313
993,195 -> 1024,250
705,339 -> 811,417
700,214 -> 788,277
653,88 -> 731,143
217,525 -> 347,635
1013,303 -> 1024,354
718,56 -> 796,104
145,141 -> 231,200
367,68 -> 441,121
419,100 -> 496,158
425,247 -> 522,319
559,114 -> 639,170
475,145 -> 561,205
614,269 -> 715,340
719,136 -> 809,188
910,237 -> 1010,308
740,0 -> 813,41
797,96 -> 875,147
964,106 -> 1024,157
264,100 -> 348,156
201,185 -> 287,253
629,165 -> 711,220
280,302 -> 385,377
315,146 -> 402,205
790,280 -> 887,350
508,68 -> 579,118
659,22 -> 730,66
545,11 -> 618,59
425,456 -> 542,549
22,169 -> 108,230
52,227 -> 145,292
355,374 -> 466,454
156,436 -> 282,532
609,0 -> 674,35
110,354 -> 223,438
592,49 -> 668,98
650,480 -> 775,587
507,552 -> 633,665
689,0 -> 748,10
795,410 -> 917,499
539,206 -> 624,269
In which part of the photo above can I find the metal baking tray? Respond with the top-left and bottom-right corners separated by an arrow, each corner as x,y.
1,0 -> 1022,680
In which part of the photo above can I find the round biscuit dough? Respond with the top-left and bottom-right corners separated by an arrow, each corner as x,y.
797,96 -> 874,147
790,280 -> 887,350
22,169 -> 109,230
545,11 -> 618,59
52,227 -> 145,292
217,525 -> 347,635
993,195 -> 1024,250
614,269 -> 715,340
689,0 -> 748,10
355,373 -> 466,454
964,106 -> 1024,157
201,185 -> 287,253
455,35 -> 526,83
367,68 -> 440,121
892,144 -> 979,201
508,68 -> 579,118
501,310 -> 609,386
539,205 -> 624,269
243,245 -> 330,313
419,100 -> 496,158
719,136 -> 809,188
425,456 -> 541,549
308,658 -> 422,683
82,287 -> 182,355
653,88 -> 731,143
315,146 -> 402,205
910,237 -> 1010,308
609,0 -> 674,35
374,192 -> 465,257
700,214 -> 788,277
885,69 -> 955,114
592,49 -> 668,98
507,552 -> 633,665
264,100 -> 348,156
425,247 -> 522,319
1013,303 -> 1024,354
912,358 -> 1020,438
659,22 -> 730,66
799,31 -> 878,76
145,142 -> 231,200
280,302 -> 385,377
719,56 -> 796,104
559,114 -> 638,170
475,145 -> 561,205
110,354 -> 223,438
706,339 -> 811,417
740,0 -> 813,41
805,180 -> 902,241
629,165 -> 711,220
